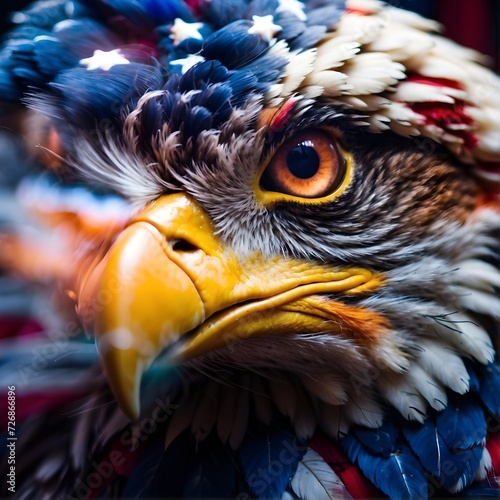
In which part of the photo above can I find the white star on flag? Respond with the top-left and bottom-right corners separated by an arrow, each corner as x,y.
248,15 -> 282,42
170,18 -> 204,46
80,49 -> 130,71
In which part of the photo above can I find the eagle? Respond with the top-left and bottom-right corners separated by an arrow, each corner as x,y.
0,0 -> 499,498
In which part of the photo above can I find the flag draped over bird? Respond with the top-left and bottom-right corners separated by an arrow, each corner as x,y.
0,0 -> 500,498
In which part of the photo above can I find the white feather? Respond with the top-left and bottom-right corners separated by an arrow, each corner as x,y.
416,340 -> 470,395
393,81 -> 466,104
314,39 -> 360,71
474,448 -> 493,481
303,70 -> 351,97
429,313 -> 495,365
344,393 -> 384,428
342,53 -> 406,95
300,373 -> 348,405
290,448 -> 353,500
367,26 -> 435,61
455,286 -> 500,319
454,259 -> 500,292
377,373 -> 428,422
366,335 -> 411,373
385,5 -> 441,31
334,11 -> 387,45
340,94 -> 390,111
405,364 -> 447,411
282,49 -> 317,96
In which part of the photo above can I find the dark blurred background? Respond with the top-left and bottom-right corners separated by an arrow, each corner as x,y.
398,0 -> 499,72
0,0 -> 499,71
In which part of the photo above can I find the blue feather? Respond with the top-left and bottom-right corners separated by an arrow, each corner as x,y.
403,420 -> 466,489
143,0 -> 194,23
0,66 -> 21,100
9,42 -> 46,86
246,0 -> 279,18
461,482 -> 500,497
305,3 -> 346,29
13,67 -> 44,86
9,1 -> 93,30
177,77 -> 234,125
177,60 -> 259,110
193,85 -> 234,125
436,394 -> 487,450
137,63 -> 251,141
465,359 -> 481,393
54,19 -> 121,59
476,362 -> 500,417
238,429 -> 304,499
170,37 -> 204,58
342,432 -> 428,499
241,53 -> 288,90
226,70 -> 259,107
179,60 -> 230,91
96,0 -> 155,30
289,24 -> 327,51
33,38 -> 78,77
182,106 -> 214,138
453,445 -> 486,491
274,12 -> 306,40
48,63 -> 163,128
350,420 -> 400,457
5,25 -> 51,44
201,21 -> 270,69
139,97 -> 166,138
432,394 -> 486,491
201,0 -> 249,28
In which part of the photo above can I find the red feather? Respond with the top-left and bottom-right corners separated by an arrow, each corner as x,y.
309,433 -> 383,499
487,432 -> 500,478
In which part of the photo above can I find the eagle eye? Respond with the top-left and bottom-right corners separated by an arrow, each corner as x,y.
260,129 -> 347,199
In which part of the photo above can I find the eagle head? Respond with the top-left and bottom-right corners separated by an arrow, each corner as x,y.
59,3 -> 500,444
1,0 -> 500,496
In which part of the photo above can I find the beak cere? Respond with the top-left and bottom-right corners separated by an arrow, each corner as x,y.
78,194 -> 383,419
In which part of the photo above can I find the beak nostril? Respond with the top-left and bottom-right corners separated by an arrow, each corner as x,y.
172,239 -> 199,252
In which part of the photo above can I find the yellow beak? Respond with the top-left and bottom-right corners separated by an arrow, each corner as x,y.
79,194 -> 383,418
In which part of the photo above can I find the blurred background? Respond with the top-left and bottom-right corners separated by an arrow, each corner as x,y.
398,0 -> 499,72
0,0 -> 499,71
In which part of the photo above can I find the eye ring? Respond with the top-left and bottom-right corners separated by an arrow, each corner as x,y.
256,129 -> 351,204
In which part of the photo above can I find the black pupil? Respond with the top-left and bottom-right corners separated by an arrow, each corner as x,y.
286,141 -> 319,179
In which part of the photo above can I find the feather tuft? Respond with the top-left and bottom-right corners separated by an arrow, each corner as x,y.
289,448 -> 353,499
238,429 -> 305,499
342,432 -> 428,500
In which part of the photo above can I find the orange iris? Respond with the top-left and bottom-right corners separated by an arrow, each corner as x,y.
260,129 -> 346,198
